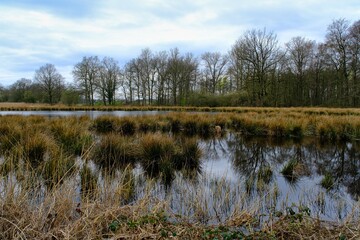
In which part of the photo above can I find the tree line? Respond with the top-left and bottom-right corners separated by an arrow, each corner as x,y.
1,18 -> 359,107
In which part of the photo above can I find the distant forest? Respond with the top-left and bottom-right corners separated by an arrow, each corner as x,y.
1,18 -> 359,107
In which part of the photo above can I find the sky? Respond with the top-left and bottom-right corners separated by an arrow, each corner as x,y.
1,0 -> 359,87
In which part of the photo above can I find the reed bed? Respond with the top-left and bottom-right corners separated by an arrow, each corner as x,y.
89,111 -> 360,140
0,112 -> 360,238
0,166 -> 359,239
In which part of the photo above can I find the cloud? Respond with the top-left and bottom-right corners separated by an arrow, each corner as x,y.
0,0 -> 359,86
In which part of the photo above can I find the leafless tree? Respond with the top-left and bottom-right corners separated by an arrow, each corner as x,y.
325,19 -> 351,105
167,48 -> 198,105
154,51 -> 169,105
97,57 -> 121,105
232,29 -> 282,105
285,36 -> 315,104
34,63 -> 64,104
349,20 -> 360,105
73,56 -> 100,105
137,48 -> 157,104
201,52 -> 228,94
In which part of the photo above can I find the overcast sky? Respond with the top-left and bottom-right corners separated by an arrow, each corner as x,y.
1,0 -> 359,86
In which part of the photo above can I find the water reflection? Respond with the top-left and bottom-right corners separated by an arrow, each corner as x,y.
210,134 -> 359,199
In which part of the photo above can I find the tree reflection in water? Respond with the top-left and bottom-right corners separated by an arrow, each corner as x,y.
222,133 -> 360,199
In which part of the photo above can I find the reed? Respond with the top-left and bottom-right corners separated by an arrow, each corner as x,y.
0,109 -> 360,238
182,117 -> 199,136
117,166 -> 135,204
40,149 -> 76,189
257,165 -> 273,184
140,133 -> 176,162
3,107 -> 358,140
2,102 -> 360,115
0,159 -> 358,239
0,124 -> 22,155
80,164 -> 98,199
168,114 -> 181,133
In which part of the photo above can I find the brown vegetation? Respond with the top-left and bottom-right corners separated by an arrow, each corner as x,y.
0,111 -> 359,238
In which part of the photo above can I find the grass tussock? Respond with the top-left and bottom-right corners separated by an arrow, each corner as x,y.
92,134 -> 140,169
40,149 -> 76,189
281,159 -> 298,181
91,115 -> 120,133
50,116 -> 93,155
321,172 -> 335,190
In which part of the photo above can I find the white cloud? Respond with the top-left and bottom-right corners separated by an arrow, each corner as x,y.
0,0 -> 359,86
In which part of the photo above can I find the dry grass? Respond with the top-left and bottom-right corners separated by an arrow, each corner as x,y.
0,171 -> 358,239
0,112 -> 360,239
2,102 -> 360,115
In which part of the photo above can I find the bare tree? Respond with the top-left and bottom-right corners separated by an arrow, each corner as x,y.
167,48 -> 198,105
123,61 -> 135,103
72,56 -> 100,105
325,19 -> 351,105
34,63 -> 64,104
349,20 -> 360,105
228,48 -> 250,92
201,52 -> 228,94
137,48 -> 157,104
285,36 -> 315,105
154,51 -> 169,105
97,57 -> 121,105
232,29 -> 282,105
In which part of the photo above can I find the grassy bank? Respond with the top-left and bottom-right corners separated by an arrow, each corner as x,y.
90,111 -> 360,141
2,102 -> 360,116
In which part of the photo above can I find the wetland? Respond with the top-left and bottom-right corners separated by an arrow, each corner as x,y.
0,108 -> 359,239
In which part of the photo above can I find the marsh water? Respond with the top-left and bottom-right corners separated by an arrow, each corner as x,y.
115,133 -> 359,223
1,110 -> 359,222
199,134 -> 360,220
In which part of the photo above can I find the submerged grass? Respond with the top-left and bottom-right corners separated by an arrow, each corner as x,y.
321,173 -> 335,190
281,159 -> 298,182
